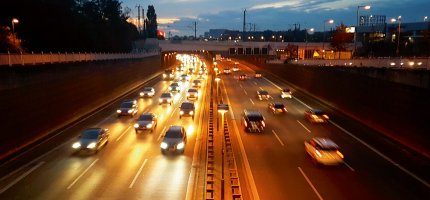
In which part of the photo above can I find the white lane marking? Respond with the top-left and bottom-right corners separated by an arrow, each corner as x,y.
253,81 -> 258,85
240,84 -> 243,88
95,112 -> 116,127
157,126 -> 167,142
116,125 -> 132,142
297,120 -> 311,133
0,162 -> 45,194
243,89 -> 248,95
293,97 -> 313,109
343,161 -> 355,171
223,81 -> 259,199
67,159 -> 99,190
170,107 -> 178,118
272,130 -> 285,146
298,167 -> 324,200
259,87 -> 263,90
330,121 -> 430,188
249,99 -> 255,105
263,77 -> 282,90
129,159 -> 148,188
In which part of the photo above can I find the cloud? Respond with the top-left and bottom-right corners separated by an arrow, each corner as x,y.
158,18 -> 181,24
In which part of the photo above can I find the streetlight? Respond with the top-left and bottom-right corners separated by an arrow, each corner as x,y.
305,28 -> 314,59
217,103 -> 229,200
11,18 -> 19,45
322,19 -> 334,59
391,16 -> 402,57
354,5 -> 371,57
424,16 -> 428,22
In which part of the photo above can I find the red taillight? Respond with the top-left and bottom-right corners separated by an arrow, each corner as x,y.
336,150 -> 344,159
261,121 -> 265,127
272,107 -> 275,111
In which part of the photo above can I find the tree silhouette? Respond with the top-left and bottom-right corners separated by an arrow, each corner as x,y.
145,5 -> 158,38
330,23 -> 353,52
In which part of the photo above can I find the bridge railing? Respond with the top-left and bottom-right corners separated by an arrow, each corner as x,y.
0,50 -> 159,66
292,57 -> 430,69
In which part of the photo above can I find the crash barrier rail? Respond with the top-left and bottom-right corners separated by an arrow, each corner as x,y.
293,57 -> 430,69
0,50 -> 159,66
205,85 -> 216,199
222,113 -> 243,199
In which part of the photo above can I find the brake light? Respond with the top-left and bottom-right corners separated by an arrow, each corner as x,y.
315,150 -> 322,157
272,108 -> 275,111
311,114 -> 318,119
261,121 -> 265,127
323,115 -> 329,119
336,150 -> 344,159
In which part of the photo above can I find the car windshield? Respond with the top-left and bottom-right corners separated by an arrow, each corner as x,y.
274,103 -> 284,108
120,102 -> 133,108
188,89 -> 197,93
171,83 -> 179,86
259,91 -> 269,95
313,110 -> 325,115
283,89 -> 290,92
181,103 -> 194,109
165,130 -> 182,138
139,114 -> 153,121
161,93 -> 171,98
143,87 -> 153,91
81,129 -> 100,139
248,115 -> 264,121
193,80 -> 200,83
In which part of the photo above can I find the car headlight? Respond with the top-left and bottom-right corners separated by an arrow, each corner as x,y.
190,111 -> 194,115
169,87 -> 172,90
177,142 -> 185,149
140,92 -> 144,96
128,109 -> 133,113
163,74 -> 167,78
159,99 -> 163,102
116,110 -> 121,113
160,142 -> 168,149
187,93 -> 190,97
180,111 -> 184,115
72,142 -> 81,149
134,123 -> 139,128
87,142 -> 96,149
146,123 -> 153,128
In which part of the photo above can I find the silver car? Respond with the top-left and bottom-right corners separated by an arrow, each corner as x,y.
72,128 -> 109,153
160,126 -> 187,154
134,113 -> 157,133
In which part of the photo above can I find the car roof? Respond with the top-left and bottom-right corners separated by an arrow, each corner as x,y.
312,138 -> 339,149
274,102 -> 284,106
258,90 -> 269,94
310,109 -> 324,114
181,102 -> 194,106
167,125 -> 183,132
244,110 -> 262,117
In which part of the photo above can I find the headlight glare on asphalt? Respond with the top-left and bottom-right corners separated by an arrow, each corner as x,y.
160,142 -> 168,149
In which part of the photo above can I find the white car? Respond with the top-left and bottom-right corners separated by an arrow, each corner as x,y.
186,88 -> 199,100
281,89 -> 292,99
232,66 -> 240,72
140,87 -> 155,97
305,138 -> 344,165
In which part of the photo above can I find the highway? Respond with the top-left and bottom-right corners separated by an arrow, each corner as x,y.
216,60 -> 430,200
0,58 -> 209,199
0,55 -> 430,200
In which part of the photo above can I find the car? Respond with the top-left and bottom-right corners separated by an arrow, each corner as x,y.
242,110 -> 265,133
257,90 -> 271,100
223,68 -> 231,74
239,74 -> 247,80
160,125 -> 187,154
192,79 -> 202,87
139,87 -> 155,98
281,88 -> 293,99
232,66 -> 240,72
134,113 -> 157,133
268,102 -> 288,114
186,88 -> 199,101
255,72 -> 262,78
116,100 -> 138,116
304,109 -> 329,123
169,82 -> 181,92
196,73 -> 206,79
179,74 -> 191,82
179,102 -> 195,119
72,128 -> 109,153
159,92 -> 173,105
163,69 -> 175,80
305,138 -> 344,165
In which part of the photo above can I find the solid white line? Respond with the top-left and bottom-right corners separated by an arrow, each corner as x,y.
67,159 -> 99,189
0,162 -> 45,194
263,77 -> 282,90
170,107 -> 178,118
293,97 -> 313,109
272,130 -> 285,146
297,120 -> 311,133
223,81 -> 259,199
157,126 -> 167,142
253,81 -> 258,85
259,87 -> 263,90
116,125 -> 132,142
262,77 -> 313,109
249,99 -> 255,105
343,161 -> 355,171
330,121 -> 430,188
240,84 -> 243,88
243,89 -> 248,95
129,159 -> 148,188
298,167 -> 324,200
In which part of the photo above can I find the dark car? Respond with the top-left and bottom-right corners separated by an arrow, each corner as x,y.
163,69 -> 175,80
268,102 -> 288,114
159,92 -> 173,105
134,113 -> 157,133
242,110 -> 265,133
257,90 -> 271,100
169,82 -> 181,92
160,125 -> 187,154
305,109 -> 329,123
116,100 -> 138,116
239,74 -> 247,80
179,102 -> 195,119
72,128 -> 109,153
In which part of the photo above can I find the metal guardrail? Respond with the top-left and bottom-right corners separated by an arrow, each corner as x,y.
0,51 -> 159,66
205,85 -> 216,199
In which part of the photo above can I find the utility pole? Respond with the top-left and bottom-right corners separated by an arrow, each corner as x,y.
243,9 -> 246,40
194,21 -> 197,40
136,4 -> 141,32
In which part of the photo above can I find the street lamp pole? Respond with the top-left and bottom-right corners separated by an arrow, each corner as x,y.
354,5 -> 371,57
11,18 -> 19,46
391,16 -> 402,57
322,19 -> 334,59
305,28 -> 314,59
217,104 -> 228,200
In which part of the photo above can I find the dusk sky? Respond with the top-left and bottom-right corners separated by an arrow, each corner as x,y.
123,0 -> 430,36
